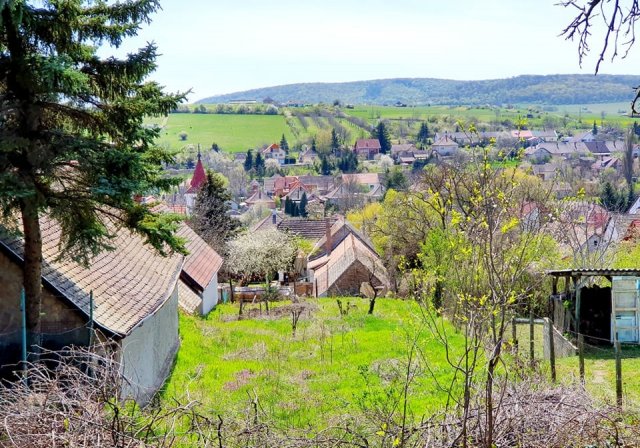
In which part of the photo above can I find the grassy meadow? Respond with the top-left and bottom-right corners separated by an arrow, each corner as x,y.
163,298 -> 465,429
153,113 -> 296,153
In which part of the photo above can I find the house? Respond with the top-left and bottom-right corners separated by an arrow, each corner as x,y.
547,269 -> 640,344
431,134 -> 459,157
525,146 -> 553,164
550,202 -> 613,262
584,141 -> 612,159
261,143 -> 286,165
434,131 -> 502,147
244,189 -> 276,209
354,139 -> 381,160
531,130 -> 558,142
307,219 -> 389,297
176,224 -> 223,316
297,175 -> 336,195
284,184 -> 321,209
391,143 -> 418,159
531,163 -> 560,181
591,156 -> 620,173
341,173 -> 382,191
299,147 -> 319,165
0,215 -> 184,404
272,175 -> 303,197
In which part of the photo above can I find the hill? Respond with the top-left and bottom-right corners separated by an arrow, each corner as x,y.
198,74 -> 640,106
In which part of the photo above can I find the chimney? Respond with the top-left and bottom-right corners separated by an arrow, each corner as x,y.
325,219 -> 333,255
271,208 -> 277,225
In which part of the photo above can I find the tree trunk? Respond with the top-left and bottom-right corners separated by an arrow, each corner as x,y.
484,344 -> 501,448
20,199 -> 43,360
368,296 -> 376,315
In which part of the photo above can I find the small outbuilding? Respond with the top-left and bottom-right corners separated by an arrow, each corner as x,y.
547,268 -> 640,344
0,215 -> 184,404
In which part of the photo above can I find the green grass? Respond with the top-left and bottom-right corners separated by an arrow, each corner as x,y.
515,322 -> 640,409
556,344 -> 640,409
163,298 -> 464,429
153,113 -> 297,153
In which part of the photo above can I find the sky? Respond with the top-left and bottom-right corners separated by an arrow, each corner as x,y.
109,0 -> 640,102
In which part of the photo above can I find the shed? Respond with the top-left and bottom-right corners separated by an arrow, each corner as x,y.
547,268 -> 640,344
0,215 -> 184,404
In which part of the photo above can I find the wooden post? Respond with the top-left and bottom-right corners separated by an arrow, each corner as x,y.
574,276 -> 582,335
546,318 -> 556,382
615,341 -> 623,407
20,288 -> 27,380
578,333 -> 585,385
511,317 -> 518,354
529,308 -> 535,364
88,290 -> 94,346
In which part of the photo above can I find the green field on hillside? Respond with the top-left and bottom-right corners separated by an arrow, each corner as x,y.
164,298 -> 466,429
153,113 -> 297,153
149,102 -> 640,159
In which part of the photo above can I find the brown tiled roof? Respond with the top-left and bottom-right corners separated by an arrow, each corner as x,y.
341,173 -> 381,185
311,233 -> 388,296
0,215 -> 184,336
178,279 -> 202,314
278,217 -> 338,241
354,139 -> 381,150
245,190 -> 275,205
177,224 -> 223,291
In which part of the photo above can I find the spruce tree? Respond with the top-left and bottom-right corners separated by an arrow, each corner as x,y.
299,192 -> 308,218
330,128 -> 340,154
417,122 -> 430,146
191,172 -> 241,256
279,134 -> 289,154
254,152 -> 265,177
373,122 -> 391,154
244,149 -> 254,172
320,155 -> 332,175
0,0 -> 186,353
284,196 -> 292,215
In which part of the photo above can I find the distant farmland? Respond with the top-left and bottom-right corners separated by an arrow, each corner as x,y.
153,114 -> 297,153
149,101 -> 639,156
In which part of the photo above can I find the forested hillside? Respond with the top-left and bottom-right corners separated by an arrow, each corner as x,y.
199,74 -> 640,106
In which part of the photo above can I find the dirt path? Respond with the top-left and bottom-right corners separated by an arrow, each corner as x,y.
591,360 -> 607,384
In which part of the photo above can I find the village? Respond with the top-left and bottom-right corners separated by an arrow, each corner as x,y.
5,0 -> 640,446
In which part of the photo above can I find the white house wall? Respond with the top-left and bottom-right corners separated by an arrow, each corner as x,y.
120,286 -> 180,405
201,274 -> 219,315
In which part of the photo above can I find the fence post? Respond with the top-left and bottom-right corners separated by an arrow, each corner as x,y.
88,290 -> 94,345
546,317 -> 556,382
615,341 -> 623,408
511,317 -> 518,354
529,308 -> 535,365
578,334 -> 585,385
20,288 -> 27,378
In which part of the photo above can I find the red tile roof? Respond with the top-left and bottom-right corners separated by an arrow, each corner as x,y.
355,139 -> 381,150
177,224 -> 223,291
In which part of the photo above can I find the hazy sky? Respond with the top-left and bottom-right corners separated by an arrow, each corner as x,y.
110,0 -> 640,101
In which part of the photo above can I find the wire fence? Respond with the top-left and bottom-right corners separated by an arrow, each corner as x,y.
512,311 -> 640,409
0,290 -> 93,380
